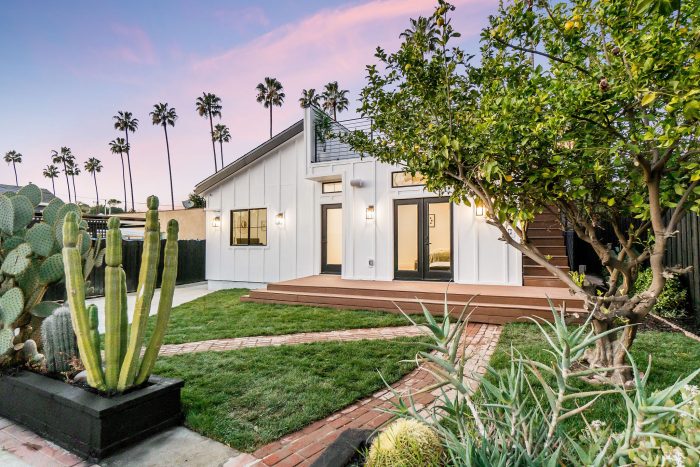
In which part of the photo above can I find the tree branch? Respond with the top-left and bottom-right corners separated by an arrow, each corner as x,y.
491,37 -> 592,76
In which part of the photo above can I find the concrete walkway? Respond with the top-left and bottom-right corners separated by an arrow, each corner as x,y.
86,281 -> 213,333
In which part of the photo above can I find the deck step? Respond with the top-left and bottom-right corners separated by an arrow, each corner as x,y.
265,283 -> 581,308
523,255 -> 569,267
523,265 -> 570,277
523,276 -> 569,287
242,290 -> 583,324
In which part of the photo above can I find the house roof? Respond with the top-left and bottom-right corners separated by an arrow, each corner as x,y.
0,184 -> 56,204
194,119 -> 304,195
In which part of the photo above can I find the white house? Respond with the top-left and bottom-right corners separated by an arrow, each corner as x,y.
193,107 -> 540,292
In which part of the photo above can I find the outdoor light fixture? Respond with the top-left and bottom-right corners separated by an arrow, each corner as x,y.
275,212 -> 285,226
211,216 -> 221,228
475,200 -> 484,217
366,205 -> 375,220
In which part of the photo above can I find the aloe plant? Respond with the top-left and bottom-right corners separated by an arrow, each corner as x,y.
62,196 -> 179,392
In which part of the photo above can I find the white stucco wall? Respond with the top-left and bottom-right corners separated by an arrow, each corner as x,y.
202,111 -> 522,286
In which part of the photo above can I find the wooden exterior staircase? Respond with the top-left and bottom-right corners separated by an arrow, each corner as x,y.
523,212 -> 570,288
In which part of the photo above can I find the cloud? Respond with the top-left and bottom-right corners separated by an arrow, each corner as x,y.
108,23 -> 158,65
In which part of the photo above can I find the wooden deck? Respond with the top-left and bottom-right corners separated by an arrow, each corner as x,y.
242,275 -> 584,324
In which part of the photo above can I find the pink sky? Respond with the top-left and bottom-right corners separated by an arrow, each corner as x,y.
1,0 -> 496,210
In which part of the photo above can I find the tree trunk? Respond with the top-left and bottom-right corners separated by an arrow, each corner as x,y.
220,141 -> 224,168
71,175 -> 77,201
209,114 -> 218,172
62,162 -> 71,202
51,178 -> 55,195
164,126 -> 175,211
12,162 -> 18,185
120,154 -> 128,211
269,106 -> 273,139
124,130 -> 135,212
93,174 -> 99,214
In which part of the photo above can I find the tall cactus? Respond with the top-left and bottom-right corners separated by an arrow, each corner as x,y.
117,196 -> 161,391
62,212 -> 106,390
136,219 -> 179,385
61,195 -> 179,392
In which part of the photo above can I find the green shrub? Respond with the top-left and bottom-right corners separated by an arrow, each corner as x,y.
366,419 -> 442,467
634,268 -> 688,319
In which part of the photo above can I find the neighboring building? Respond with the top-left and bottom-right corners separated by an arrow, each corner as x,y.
117,209 -> 205,240
0,184 -> 56,211
193,107 -> 537,290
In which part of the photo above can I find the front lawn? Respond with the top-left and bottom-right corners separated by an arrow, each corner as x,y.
154,337 -> 426,452
144,289 -> 423,345
489,323 -> 700,433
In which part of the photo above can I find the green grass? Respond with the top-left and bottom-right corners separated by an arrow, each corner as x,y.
144,289 -> 424,345
154,337 -> 427,452
489,323 -> 700,433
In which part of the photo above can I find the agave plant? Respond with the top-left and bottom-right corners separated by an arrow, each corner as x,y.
384,300 -> 700,466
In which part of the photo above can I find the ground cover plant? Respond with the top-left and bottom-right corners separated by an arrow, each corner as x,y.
349,0 -> 700,384
143,288 -> 428,345
153,337 -> 427,452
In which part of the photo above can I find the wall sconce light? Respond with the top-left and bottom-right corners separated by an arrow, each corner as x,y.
275,212 -> 285,226
474,200 -> 484,217
366,205 -> 375,220
211,216 -> 221,228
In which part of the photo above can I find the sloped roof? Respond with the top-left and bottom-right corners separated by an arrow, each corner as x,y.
194,119 -> 303,195
0,184 -> 56,204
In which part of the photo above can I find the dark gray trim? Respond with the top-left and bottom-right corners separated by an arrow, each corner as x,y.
194,120 -> 304,194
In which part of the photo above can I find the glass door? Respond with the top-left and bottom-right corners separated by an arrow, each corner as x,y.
394,198 -> 452,280
321,204 -> 342,274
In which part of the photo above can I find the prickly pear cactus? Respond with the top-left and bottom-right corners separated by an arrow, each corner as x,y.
0,183 -> 103,363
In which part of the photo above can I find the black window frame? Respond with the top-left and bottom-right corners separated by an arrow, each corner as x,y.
391,171 -> 426,188
322,181 -> 343,194
230,208 -> 268,246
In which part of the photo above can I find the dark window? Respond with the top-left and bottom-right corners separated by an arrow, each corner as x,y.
322,181 -> 342,194
391,171 -> 426,188
231,208 -> 267,246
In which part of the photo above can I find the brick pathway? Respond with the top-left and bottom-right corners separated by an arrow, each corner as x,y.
0,323 -> 501,467
157,325 -> 430,356
0,417 -> 89,467
226,322 -> 502,467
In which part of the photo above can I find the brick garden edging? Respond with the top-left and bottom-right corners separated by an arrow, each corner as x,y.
226,322 -> 502,467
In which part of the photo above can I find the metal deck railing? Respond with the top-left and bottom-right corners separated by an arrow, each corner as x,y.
312,108 -> 371,163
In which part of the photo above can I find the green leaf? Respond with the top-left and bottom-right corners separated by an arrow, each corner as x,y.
641,92 -> 657,107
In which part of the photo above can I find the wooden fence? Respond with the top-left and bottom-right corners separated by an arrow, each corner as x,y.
46,239 -> 206,300
664,212 -> 700,322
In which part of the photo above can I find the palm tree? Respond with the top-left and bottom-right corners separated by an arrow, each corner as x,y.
195,93 -> 222,172
256,77 -> 285,139
299,88 -> 320,108
43,165 -> 60,194
109,138 -> 130,211
113,111 -> 138,210
65,156 -> 80,201
4,150 -> 22,185
150,102 -> 178,211
399,16 -> 439,53
212,124 -> 231,167
321,82 -> 350,120
84,157 -> 103,214
51,148 -> 72,202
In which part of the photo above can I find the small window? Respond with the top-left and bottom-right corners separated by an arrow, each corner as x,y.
231,208 -> 267,246
392,171 -> 425,188
322,181 -> 342,194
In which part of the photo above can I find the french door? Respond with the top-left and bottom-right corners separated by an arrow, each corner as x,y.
321,204 -> 342,274
394,197 -> 452,280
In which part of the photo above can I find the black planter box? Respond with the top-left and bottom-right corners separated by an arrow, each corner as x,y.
0,371 -> 184,461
